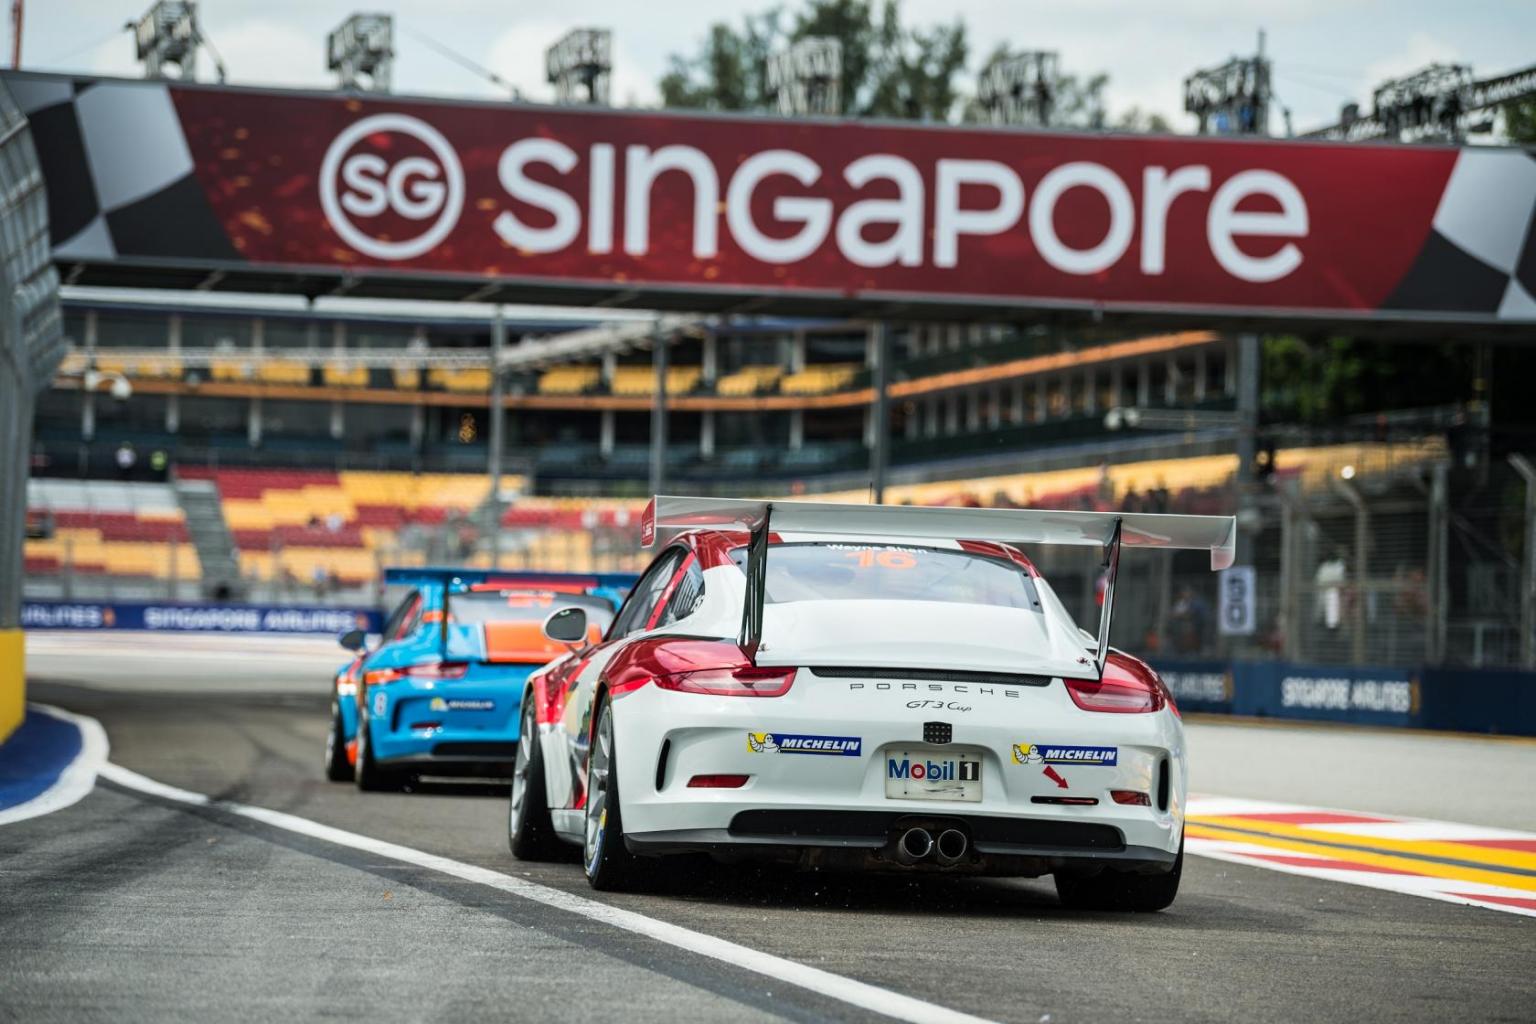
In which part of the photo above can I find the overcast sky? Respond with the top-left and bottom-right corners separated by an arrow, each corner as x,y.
18,1 -> 1536,131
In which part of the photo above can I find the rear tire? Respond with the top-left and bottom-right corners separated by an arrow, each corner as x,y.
582,697 -> 649,891
354,709 -> 403,793
1055,839 -> 1183,912
323,698 -> 353,782
509,697 -> 562,860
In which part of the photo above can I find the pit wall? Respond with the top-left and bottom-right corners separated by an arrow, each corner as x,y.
0,630 -> 21,743
1154,658 -> 1536,738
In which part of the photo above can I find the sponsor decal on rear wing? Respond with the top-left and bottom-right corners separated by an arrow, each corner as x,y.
639,495 -> 1235,678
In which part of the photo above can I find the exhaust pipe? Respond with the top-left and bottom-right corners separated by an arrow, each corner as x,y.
895,827 -> 934,864
934,828 -> 969,866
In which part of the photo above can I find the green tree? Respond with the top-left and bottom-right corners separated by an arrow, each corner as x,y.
858,5 -> 967,120
659,12 -> 783,110
659,0 -> 966,121
1262,335 -> 1472,424
1503,99 -> 1536,144
1115,106 -> 1172,133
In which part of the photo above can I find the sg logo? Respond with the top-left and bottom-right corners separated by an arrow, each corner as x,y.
319,113 -> 464,261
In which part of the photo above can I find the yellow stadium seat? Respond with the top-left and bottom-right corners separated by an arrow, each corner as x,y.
258,360 -> 311,386
779,363 -> 859,395
323,363 -> 369,388
539,366 -> 601,395
716,365 -> 783,396
210,358 -> 253,382
428,368 -> 492,393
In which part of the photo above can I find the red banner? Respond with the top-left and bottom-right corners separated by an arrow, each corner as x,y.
9,72 -> 1535,323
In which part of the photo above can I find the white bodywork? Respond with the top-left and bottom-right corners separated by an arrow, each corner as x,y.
540,544 -> 1189,867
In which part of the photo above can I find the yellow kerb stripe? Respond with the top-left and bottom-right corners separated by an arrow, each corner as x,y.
1191,815 -> 1536,873
1186,822 -> 1536,893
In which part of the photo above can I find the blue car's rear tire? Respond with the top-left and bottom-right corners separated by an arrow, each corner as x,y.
324,698 -> 353,782
354,709 -> 403,792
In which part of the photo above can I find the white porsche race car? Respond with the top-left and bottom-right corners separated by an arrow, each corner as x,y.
507,496 -> 1235,911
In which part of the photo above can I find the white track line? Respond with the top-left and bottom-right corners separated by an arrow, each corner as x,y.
0,704 -> 109,827
97,758 -> 995,1024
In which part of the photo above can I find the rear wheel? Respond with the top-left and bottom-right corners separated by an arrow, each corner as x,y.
354,709 -> 403,792
509,698 -> 562,860
582,697 -> 648,891
323,698 -> 353,782
1055,838 -> 1183,912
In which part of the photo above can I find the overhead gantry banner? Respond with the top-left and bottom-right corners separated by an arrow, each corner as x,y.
6,70 -> 1535,328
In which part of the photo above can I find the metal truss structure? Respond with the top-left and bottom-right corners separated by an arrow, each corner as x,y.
976,51 -> 1058,127
767,37 -> 842,117
327,13 -> 393,93
1304,62 -> 1536,143
546,28 -> 612,106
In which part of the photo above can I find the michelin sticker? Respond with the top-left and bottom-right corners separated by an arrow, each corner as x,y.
1012,743 -> 1118,766
748,732 -> 862,756
429,697 -> 495,712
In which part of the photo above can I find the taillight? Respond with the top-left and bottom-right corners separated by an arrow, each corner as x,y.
363,662 -> 470,687
1064,674 -> 1165,713
1111,790 -> 1152,806
654,666 -> 796,697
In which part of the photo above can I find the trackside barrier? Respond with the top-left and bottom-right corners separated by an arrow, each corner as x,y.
1152,658 -> 1536,737
20,600 -> 382,635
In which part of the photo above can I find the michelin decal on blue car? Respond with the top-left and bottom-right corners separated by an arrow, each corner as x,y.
430,697 -> 495,712
1012,743 -> 1118,766
748,732 -> 862,756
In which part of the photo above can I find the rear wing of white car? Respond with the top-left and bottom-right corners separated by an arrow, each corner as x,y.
640,496 -> 1236,677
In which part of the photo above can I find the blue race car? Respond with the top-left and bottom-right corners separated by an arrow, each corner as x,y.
324,567 -> 636,791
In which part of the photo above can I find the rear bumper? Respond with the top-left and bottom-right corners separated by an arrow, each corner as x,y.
365,674 -> 526,765
611,679 -> 1187,867
625,809 -> 1177,877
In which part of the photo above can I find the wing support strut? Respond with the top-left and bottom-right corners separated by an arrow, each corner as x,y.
738,502 -> 771,659
1093,517 -> 1123,678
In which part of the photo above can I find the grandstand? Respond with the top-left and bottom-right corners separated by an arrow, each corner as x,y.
23,479 -> 199,597
38,295 -> 1236,490
25,289 -> 1521,671
176,468 -> 496,593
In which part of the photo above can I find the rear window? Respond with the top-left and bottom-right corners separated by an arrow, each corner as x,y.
729,542 -> 1041,610
449,590 -> 615,631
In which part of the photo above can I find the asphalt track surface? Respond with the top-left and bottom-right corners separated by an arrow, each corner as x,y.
4,634 -> 1534,1024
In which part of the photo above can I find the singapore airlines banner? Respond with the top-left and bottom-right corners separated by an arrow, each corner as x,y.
6,70 -> 1536,324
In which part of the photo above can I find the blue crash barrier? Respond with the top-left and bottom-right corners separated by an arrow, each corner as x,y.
20,600 -> 382,635
1150,657 -> 1536,737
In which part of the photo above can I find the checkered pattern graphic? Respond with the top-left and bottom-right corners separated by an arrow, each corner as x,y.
1383,147 -> 1536,318
8,77 -> 235,264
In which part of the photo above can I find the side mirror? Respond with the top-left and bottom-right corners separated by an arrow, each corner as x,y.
338,628 -> 367,652
543,607 -> 588,645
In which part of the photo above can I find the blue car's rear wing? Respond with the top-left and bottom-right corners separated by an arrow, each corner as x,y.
382,567 -> 640,591
382,566 -> 640,662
